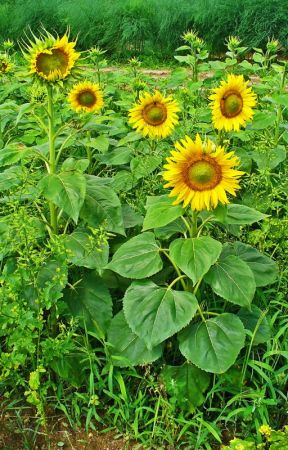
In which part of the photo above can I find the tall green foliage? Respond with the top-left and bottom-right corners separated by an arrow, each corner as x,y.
0,0 -> 287,58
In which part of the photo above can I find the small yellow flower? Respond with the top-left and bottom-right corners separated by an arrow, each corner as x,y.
259,424 -> 272,438
128,91 -> 180,139
163,134 -> 244,211
68,81 -> 104,113
209,74 -> 256,132
23,30 -> 80,83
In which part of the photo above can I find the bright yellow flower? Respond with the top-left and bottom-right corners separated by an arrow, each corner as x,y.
128,91 -> 180,139
68,81 -> 104,113
163,134 -> 244,211
24,31 -> 80,83
259,424 -> 272,438
209,74 -> 256,131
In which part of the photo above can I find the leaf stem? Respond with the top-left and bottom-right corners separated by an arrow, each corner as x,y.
161,249 -> 187,290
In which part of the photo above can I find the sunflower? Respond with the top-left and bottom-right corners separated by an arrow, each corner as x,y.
128,91 -> 180,139
68,81 -> 104,113
209,74 -> 256,131
23,31 -> 80,83
0,55 -> 12,75
163,134 -> 244,211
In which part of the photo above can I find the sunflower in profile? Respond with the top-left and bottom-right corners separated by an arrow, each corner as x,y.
0,54 -> 12,76
209,74 -> 256,131
128,91 -> 180,139
23,31 -> 80,83
68,81 -> 104,113
163,134 -> 244,211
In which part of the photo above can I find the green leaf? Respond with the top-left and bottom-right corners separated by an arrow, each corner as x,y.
161,363 -> 210,412
221,242 -> 278,287
96,147 -> 132,165
0,144 -> 32,167
106,232 -> 163,279
90,135 -> 109,153
252,146 -> 286,170
39,171 -> 86,223
123,280 -> 198,348
107,311 -> 163,367
80,175 -> 125,235
62,157 -> 89,172
130,155 -> 161,180
271,94 -> 288,107
170,236 -> 222,284
63,229 -> 109,271
238,305 -> 271,345
122,204 -> 143,229
250,111 -> 276,130
205,255 -> 256,307
0,166 -> 22,192
64,271 -> 112,337
178,313 -> 246,373
154,218 -> 187,240
143,195 -> 184,231
214,203 -> 268,225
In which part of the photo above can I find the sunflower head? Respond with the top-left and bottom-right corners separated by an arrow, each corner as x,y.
128,91 -> 180,139
163,134 -> 244,211
209,74 -> 257,132
22,30 -> 80,84
68,81 -> 104,113
0,54 -> 12,76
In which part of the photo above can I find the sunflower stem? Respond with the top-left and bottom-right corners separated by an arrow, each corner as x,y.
161,249 -> 187,291
274,64 -> 287,145
47,84 -> 58,234
191,210 -> 198,237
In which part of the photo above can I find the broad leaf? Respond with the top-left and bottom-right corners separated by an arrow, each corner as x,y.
238,305 -> 270,345
0,144 -> 32,167
96,147 -> 132,165
64,271 -> 112,337
0,166 -> 22,192
161,363 -> 210,412
80,175 -> 125,235
63,229 -> 109,271
130,155 -> 161,180
221,242 -> 278,287
123,280 -> 198,348
205,255 -> 256,307
170,237 -> 222,284
143,195 -> 184,231
179,314 -> 245,373
107,311 -> 162,367
213,204 -> 268,225
106,232 -> 163,279
39,171 -> 86,223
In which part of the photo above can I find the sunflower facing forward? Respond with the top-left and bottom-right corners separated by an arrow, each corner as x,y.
128,91 -> 180,139
163,134 -> 244,211
209,74 -> 256,131
24,31 -> 80,83
68,81 -> 104,113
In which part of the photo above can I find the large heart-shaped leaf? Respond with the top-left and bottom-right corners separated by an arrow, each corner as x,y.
39,171 -> 86,223
80,175 -> 125,235
221,242 -> 278,287
64,271 -> 112,338
204,255 -> 256,307
107,311 -> 163,367
143,195 -> 184,231
106,232 -> 163,279
161,363 -> 210,412
170,236 -> 222,284
123,280 -> 198,348
178,313 -> 245,373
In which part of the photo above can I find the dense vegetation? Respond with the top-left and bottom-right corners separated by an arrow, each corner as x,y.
0,0 -> 287,59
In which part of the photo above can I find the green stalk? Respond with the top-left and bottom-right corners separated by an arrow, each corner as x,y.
47,85 -> 58,234
274,64 -> 287,145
